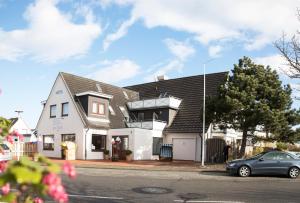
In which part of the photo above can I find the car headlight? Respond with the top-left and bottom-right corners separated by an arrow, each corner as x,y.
228,163 -> 236,167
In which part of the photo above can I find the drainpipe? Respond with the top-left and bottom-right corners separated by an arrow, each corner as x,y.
84,128 -> 89,160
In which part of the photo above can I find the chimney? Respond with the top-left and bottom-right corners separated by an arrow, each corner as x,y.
157,75 -> 165,81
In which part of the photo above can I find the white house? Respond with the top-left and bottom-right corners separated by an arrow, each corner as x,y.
9,115 -> 37,143
36,72 -> 227,161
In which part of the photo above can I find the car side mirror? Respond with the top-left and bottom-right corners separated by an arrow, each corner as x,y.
259,157 -> 264,161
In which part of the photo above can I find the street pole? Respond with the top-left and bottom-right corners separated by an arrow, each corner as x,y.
201,58 -> 215,167
201,63 -> 206,167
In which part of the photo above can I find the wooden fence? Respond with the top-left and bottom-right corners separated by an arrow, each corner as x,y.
206,138 -> 226,163
11,142 -> 38,158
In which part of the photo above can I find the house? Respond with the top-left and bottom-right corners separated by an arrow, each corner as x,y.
9,115 -> 37,143
36,72 -> 227,161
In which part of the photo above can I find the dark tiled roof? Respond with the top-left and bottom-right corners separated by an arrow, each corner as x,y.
125,72 -> 228,133
9,118 -> 18,127
60,72 -> 139,129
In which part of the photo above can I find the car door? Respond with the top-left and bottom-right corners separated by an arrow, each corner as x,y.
252,152 -> 278,174
275,152 -> 294,174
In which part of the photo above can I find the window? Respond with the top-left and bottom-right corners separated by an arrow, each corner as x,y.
62,134 -> 75,142
61,102 -> 69,117
91,134 -> 106,152
43,135 -> 54,150
92,102 -> 105,115
275,152 -> 294,160
138,112 -> 144,121
109,105 -> 115,115
50,105 -> 56,118
153,137 -> 163,155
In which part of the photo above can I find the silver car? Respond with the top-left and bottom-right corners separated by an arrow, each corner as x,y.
226,151 -> 300,178
0,144 -> 12,161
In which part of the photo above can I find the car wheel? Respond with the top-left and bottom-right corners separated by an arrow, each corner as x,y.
238,165 -> 250,177
288,167 -> 299,179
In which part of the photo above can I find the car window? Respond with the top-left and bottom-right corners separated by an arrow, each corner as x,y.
263,152 -> 278,160
275,153 -> 294,160
0,144 -> 9,150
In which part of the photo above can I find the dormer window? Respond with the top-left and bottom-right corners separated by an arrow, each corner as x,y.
50,105 -> 56,118
92,102 -> 105,115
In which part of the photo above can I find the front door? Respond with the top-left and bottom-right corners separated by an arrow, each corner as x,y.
112,136 -> 129,160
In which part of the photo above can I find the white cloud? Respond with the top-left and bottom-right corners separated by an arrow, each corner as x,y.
208,45 -> 222,58
104,0 -> 300,51
103,15 -> 136,51
164,38 -> 195,61
144,59 -> 183,82
0,0 -> 101,62
88,59 -> 140,83
254,54 -> 290,74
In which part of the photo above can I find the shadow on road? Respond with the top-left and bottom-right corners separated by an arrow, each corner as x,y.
199,170 -> 229,176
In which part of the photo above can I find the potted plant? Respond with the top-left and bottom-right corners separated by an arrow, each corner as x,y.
103,149 -> 110,160
125,149 -> 133,161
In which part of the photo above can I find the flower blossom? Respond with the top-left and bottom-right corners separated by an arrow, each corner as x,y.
43,173 -> 68,203
62,162 -> 76,179
6,135 -> 14,144
0,161 -> 7,173
1,183 -> 10,195
34,197 -> 44,203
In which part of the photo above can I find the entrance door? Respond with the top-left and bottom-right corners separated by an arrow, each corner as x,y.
112,136 -> 129,160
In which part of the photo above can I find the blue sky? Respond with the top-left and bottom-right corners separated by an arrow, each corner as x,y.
1,0 -> 300,128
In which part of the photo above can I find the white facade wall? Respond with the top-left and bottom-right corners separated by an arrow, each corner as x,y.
9,118 -> 32,135
108,128 -> 163,160
165,133 -> 202,162
85,128 -> 108,160
36,75 -> 85,159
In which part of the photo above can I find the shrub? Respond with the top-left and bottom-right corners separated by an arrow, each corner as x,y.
276,142 -> 288,150
103,149 -> 109,155
125,150 -> 132,155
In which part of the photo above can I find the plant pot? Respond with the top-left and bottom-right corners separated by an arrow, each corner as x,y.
126,154 -> 132,162
104,154 -> 110,160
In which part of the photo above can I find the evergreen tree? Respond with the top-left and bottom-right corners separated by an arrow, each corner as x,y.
207,57 -> 300,157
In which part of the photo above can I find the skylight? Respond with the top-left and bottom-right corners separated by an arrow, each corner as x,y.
123,91 -> 129,100
96,84 -> 102,93
109,105 -> 116,116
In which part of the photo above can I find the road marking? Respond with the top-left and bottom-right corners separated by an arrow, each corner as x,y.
173,201 -> 244,203
68,194 -> 124,200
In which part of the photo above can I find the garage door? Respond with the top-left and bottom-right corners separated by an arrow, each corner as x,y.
173,138 -> 196,161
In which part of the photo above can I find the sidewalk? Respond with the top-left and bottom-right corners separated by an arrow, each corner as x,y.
51,159 -> 226,172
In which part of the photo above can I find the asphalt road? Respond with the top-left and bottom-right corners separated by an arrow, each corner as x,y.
60,168 -> 300,203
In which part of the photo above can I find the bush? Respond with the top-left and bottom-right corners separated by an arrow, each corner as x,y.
125,150 -> 132,155
276,142 -> 288,150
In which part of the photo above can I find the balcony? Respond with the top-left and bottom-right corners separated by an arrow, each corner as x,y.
127,96 -> 182,110
126,120 -> 167,130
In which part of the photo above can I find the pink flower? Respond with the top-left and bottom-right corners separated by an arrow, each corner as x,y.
42,173 -> 61,185
11,131 -> 24,141
6,135 -> 14,144
0,161 -> 7,173
34,197 -> 44,203
43,173 -> 68,203
1,183 -> 10,195
62,162 -> 76,179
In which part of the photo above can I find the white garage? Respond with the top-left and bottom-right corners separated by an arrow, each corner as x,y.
172,138 -> 196,160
